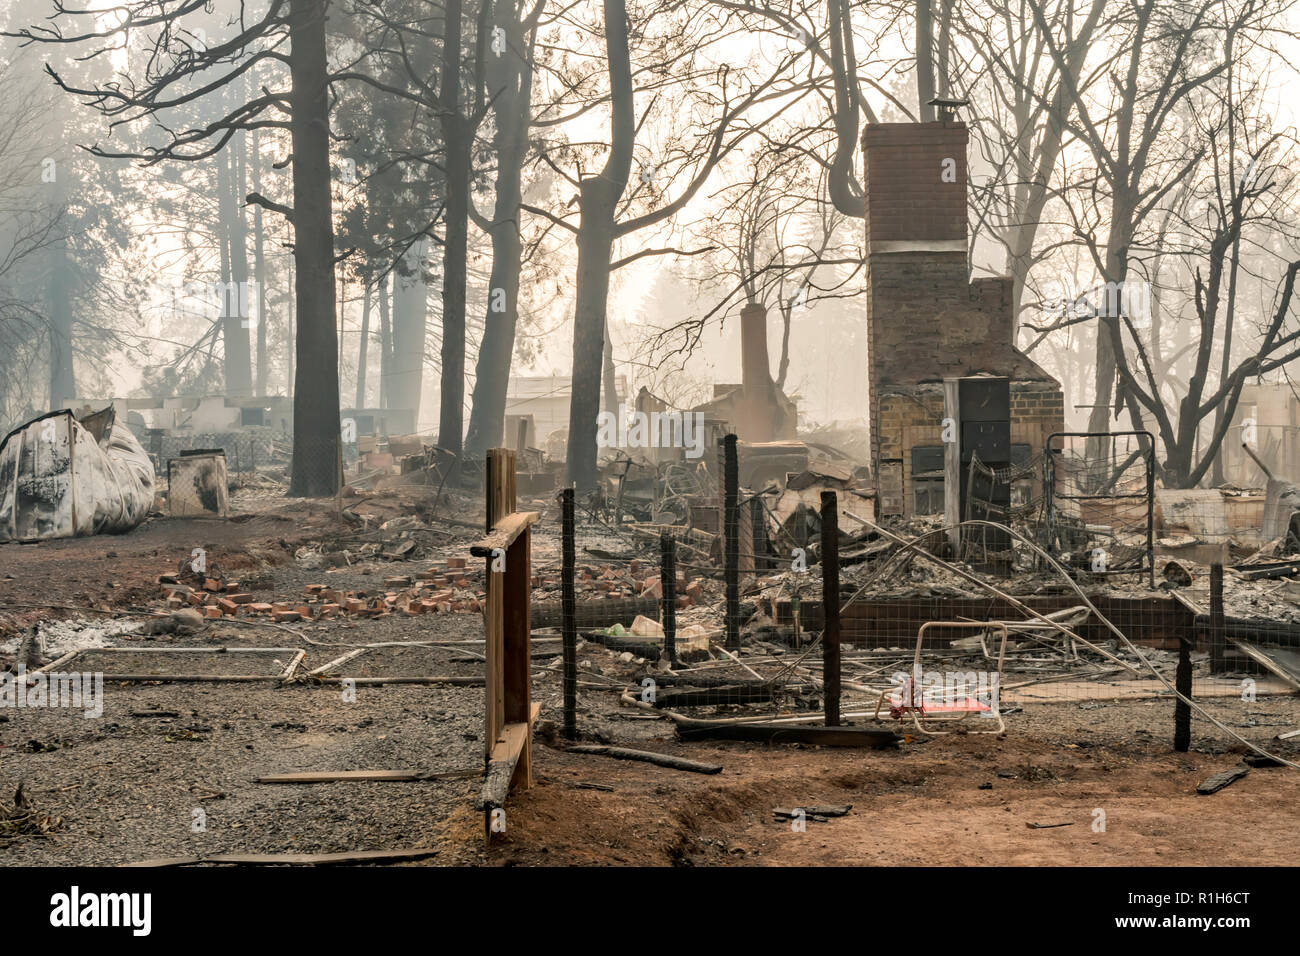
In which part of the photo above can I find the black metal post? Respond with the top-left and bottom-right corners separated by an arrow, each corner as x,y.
1174,632 -> 1192,752
750,496 -> 767,573
723,434 -> 740,651
1210,563 -> 1225,674
1146,440 -> 1156,589
660,532 -> 677,666
820,490 -> 841,727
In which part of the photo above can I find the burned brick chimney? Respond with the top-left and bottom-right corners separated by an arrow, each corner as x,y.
695,301 -> 795,443
740,302 -> 772,397
862,120 -> 1063,517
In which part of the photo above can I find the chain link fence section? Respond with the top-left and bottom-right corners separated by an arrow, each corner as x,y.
540,460 -> 1295,769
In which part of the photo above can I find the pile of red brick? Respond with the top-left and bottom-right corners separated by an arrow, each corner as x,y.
154,555 -> 710,623
155,557 -> 496,622
550,559 -> 705,608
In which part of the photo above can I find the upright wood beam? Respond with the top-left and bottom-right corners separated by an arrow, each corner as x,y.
472,448 -> 538,843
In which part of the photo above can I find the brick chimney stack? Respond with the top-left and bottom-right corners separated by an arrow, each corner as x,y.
862,121 -> 969,250
736,302 -> 779,442
861,120 -> 1061,505
739,302 -> 772,395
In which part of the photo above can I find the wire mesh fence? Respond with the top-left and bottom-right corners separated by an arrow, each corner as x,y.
545,464 -> 1297,766
1044,430 -> 1155,583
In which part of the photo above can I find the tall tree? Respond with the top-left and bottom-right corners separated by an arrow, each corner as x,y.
463,0 -> 546,458
534,0 -> 801,488
13,0 -> 345,494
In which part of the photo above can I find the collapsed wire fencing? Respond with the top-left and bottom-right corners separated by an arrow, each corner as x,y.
552,473 -> 1298,767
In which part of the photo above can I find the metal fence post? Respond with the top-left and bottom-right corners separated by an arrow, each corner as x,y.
820,490 -> 841,727
723,434 -> 740,651
660,532 -> 677,667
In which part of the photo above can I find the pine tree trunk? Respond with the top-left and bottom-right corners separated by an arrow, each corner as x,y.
47,238 -> 75,409
378,270 -> 392,410
252,129 -> 269,397
567,180 -> 618,490
287,0 -> 341,497
464,8 -> 535,458
437,0 -> 469,456
355,281 -> 372,409
564,0 -> 633,490
226,137 -> 253,397
389,239 -> 428,422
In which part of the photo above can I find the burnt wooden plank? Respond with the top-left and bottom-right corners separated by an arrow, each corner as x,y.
1196,767 -> 1249,795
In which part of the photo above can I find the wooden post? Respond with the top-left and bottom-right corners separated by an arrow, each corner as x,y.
1210,563 -> 1226,673
561,487 -> 577,740
820,490 -> 842,727
723,434 -> 740,650
661,532 -> 677,666
472,449 -> 540,843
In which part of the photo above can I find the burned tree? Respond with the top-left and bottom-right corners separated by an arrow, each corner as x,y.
12,0 -> 343,496
463,0 -> 546,459
529,0 -> 803,489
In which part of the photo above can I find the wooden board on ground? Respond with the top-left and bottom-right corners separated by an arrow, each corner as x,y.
674,719 -> 901,748
255,769 -> 478,784
124,848 -> 440,867
1232,640 -> 1300,692
1197,768 -> 1249,795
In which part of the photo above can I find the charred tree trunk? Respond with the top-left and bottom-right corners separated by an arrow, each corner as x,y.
464,6 -> 536,458
47,235 -> 75,410
437,0 -> 470,457
287,0 -> 341,497
565,0 -> 633,490
225,138 -> 254,398
567,182 -> 619,490
602,324 -> 618,413
355,280 -> 372,409
389,239 -> 428,423
775,300 -> 792,390
251,129 -> 269,397
378,269 -> 392,410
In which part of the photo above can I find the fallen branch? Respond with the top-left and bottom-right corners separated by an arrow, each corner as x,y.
123,848 -> 439,867
564,744 -> 722,774
255,769 -> 478,784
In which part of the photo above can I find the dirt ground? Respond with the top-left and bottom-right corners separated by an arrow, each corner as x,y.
2,489 -> 1298,867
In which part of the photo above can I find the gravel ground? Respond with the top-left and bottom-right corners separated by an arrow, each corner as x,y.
2,489 -> 1298,867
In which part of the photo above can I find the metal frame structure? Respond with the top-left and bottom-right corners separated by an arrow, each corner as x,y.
1044,430 -> 1155,588
873,621 -> 1009,735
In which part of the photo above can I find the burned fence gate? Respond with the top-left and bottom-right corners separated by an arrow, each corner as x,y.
470,448 -> 540,843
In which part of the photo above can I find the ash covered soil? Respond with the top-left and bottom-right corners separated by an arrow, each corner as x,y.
1,488 -> 1299,866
